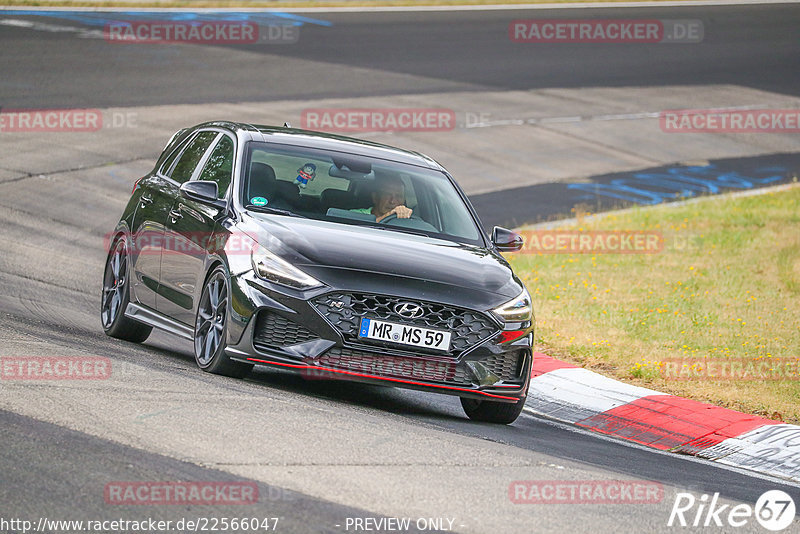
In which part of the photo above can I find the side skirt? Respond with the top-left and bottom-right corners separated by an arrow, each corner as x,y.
124,303 -> 194,341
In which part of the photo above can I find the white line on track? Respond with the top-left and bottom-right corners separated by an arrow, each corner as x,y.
0,17 -> 105,38
465,104 -> 793,129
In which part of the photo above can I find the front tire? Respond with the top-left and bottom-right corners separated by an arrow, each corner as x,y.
194,266 -> 253,379
101,236 -> 152,343
461,394 -> 527,424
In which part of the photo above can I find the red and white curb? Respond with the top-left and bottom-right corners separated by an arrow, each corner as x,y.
525,352 -> 800,483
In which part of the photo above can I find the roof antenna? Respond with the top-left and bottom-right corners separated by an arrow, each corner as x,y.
283,122 -> 292,128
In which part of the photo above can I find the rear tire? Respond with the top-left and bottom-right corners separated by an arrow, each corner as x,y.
461,395 -> 526,424
193,266 -> 253,379
101,236 -> 152,343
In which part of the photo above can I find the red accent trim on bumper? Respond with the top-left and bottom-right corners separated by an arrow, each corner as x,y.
497,330 -> 526,344
245,357 -> 522,401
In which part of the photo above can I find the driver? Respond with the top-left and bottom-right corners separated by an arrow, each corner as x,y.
352,174 -> 412,223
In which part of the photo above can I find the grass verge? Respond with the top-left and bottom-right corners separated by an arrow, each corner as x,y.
508,184 -> 800,424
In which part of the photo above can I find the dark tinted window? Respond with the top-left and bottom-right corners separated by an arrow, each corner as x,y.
159,133 -> 194,176
168,131 -> 218,184
197,135 -> 234,199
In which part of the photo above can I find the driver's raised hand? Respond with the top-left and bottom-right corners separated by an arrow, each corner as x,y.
377,205 -> 412,222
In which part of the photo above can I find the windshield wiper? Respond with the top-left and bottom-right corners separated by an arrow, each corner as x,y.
365,224 -> 430,238
245,204 -> 306,218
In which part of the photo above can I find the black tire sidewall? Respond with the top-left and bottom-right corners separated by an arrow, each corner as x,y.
194,266 -> 229,371
101,237 -> 129,334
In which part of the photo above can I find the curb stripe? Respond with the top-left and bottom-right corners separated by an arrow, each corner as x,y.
576,394 -> 778,451
698,423 -> 800,481
526,367 -> 659,423
531,351 -> 579,377
526,354 -> 797,482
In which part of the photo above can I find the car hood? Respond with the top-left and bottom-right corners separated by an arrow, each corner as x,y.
238,213 -> 523,305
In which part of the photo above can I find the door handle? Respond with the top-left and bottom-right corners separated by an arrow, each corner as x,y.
140,194 -> 154,207
169,209 -> 183,222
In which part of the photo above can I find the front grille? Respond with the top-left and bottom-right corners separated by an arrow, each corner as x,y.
317,347 -> 471,385
312,292 -> 500,355
481,351 -> 525,381
253,312 -> 318,351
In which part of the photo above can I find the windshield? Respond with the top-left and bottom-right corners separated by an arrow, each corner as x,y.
240,141 -> 484,246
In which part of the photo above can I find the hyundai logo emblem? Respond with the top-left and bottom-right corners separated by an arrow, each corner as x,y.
394,302 -> 424,319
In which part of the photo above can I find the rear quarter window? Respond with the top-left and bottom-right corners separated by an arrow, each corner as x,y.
167,131 -> 218,184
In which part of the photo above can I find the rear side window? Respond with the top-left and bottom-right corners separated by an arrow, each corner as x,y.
159,133 -> 193,176
168,131 -> 218,184
197,135 -> 234,199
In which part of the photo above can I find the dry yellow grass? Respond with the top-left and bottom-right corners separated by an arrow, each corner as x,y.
509,184 -> 800,423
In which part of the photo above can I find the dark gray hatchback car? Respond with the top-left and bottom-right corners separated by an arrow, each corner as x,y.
102,122 -> 533,424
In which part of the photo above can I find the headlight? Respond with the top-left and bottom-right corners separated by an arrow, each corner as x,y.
251,244 -> 322,289
492,287 -> 532,323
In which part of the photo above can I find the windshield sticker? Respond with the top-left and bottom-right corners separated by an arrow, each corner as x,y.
250,196 -> 268,206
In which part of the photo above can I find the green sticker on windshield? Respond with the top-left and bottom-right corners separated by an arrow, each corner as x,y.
250,196 -> 268,206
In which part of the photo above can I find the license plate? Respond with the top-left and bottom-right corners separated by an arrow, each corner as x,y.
358,318 -> 451,351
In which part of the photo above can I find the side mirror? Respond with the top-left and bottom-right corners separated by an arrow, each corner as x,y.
180,181 -> 226,209
492,226 -> 524,252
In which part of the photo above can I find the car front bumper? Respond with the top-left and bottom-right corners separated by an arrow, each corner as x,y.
225,271 -> 532,404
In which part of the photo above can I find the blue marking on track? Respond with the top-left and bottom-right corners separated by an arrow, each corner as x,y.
566,164 -> 788,205
0,10 -> 333,28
